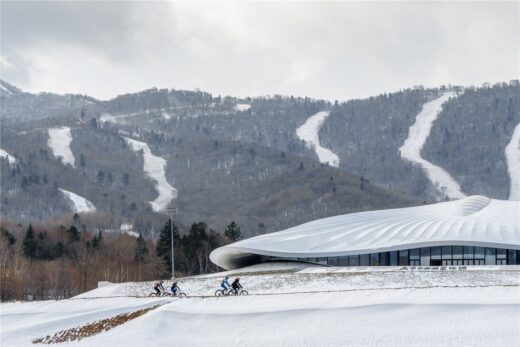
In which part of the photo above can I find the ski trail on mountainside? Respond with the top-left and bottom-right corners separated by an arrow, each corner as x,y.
0,148 -> 17,164
48,127 -> 75,167
59,188 -> 96,213
296,111 -> 340,167
124,137 -> 177,212
505,122 -> 520,200
400,92 -> 465,200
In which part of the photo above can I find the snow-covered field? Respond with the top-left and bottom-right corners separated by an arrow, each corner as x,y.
505,122 -> 520,200
399,93 -> 465,200
124,137 -> 177,212
296,111 -> 340,167
0,148 -> 17,165
2,266 -> 518,346
59,189 -> 96,213
48,127 -> 75,167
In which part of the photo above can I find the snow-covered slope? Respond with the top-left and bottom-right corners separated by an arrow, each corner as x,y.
59,188 -> 96,213
399,92 -> 465,199
2,269 -> 519,347
505,122 -> 520,200
296,111 -> 340,167
124,137 -> 177,212
0,148 -> 17,164
235,104 -> 251,112
48,126 -> 75,167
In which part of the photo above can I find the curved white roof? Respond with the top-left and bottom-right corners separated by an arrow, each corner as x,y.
210,196 -> 520,269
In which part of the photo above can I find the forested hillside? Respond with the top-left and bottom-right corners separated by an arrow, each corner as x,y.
1,80 -> 518,240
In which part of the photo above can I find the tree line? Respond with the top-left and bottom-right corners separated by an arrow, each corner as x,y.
0,220 -> 242,301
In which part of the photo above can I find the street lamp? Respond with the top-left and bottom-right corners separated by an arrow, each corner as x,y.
165,207 -> 177,280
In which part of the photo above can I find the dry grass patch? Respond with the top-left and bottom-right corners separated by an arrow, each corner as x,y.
33,304 -> 162,344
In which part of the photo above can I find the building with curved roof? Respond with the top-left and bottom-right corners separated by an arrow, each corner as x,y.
210,196 -> 520,269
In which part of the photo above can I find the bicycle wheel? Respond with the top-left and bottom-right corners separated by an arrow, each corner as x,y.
239,290 -> 248,296
215,290 -> 224,297
149,292 -> 157,297
178,292 -> 187,298
227,289 -> 237,296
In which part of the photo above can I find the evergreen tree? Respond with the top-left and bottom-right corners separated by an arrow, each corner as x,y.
67,225 -> 80,242
156,219 -> 179,273
224,221 -> 242,242
92,230 -> 103,248
134,232 -> 149,262
22,224 -> 37,258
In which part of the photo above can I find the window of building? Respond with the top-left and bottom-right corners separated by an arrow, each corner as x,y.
452,246 -> 463,259
431,247 -> 441,260
399,250 -> 409,265
380,252 -> 390,266
420,247 -> 430,266
328,257 -> 338,266
464,246 -> 473,259
508,250 -> 517,265
360,254 -> 369,266
485,248 -> 496,265
442,246 -> 452,259
370,253 -> 379,266
474,247 -> 485,259
338,256 -> 348,266
349,255 -> 359,266
390,251 -> 398,266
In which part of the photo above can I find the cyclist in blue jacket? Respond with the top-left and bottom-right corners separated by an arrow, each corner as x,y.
221,276 -> 231,293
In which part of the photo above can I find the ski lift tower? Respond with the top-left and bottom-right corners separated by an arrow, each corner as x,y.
165,207 -> 177,280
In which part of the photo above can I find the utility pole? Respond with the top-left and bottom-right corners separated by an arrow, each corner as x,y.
166,207 -> 177,280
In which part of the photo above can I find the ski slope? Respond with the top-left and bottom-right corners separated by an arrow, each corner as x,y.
48,126 -> 75,167
0,148 -> 17,164
235,103 -> 251,112
296,111 -> 340,167
1,268 -> 518,347
124,137 -> 177,212
399,93 -> 465,200
59,189 -> 96,213
505,122 -> 520,200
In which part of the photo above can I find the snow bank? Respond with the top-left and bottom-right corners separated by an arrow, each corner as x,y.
124,137 -> 177,212
505,122 -> 520,200
0,148 -> 17,164
0,297 -> 167,347
48,126 -> 75,167
235,103 -> 251,112
399,93 -> 465,200
296,111 -> 340,167
59,188 -> 96,213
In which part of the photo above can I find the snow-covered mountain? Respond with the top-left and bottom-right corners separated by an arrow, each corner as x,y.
1,79 -> 518,237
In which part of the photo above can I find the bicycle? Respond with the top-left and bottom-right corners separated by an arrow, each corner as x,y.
149,290 -> 188,298
214,288 -> 232,297
227,288 -> 249,296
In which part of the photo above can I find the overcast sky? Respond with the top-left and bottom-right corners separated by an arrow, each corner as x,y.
1,1 -> 518,101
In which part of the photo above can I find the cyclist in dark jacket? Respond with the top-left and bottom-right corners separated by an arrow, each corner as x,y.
154,280 -> 164,295
231,278 -> 242,292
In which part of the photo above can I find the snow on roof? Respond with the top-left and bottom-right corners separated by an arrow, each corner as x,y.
210,196 -> 520,269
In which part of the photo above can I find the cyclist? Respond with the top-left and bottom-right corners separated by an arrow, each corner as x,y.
231,278 -> 242,294
153,280 -> 164,296
221,276 -> 231,293
171,281 -> 180,296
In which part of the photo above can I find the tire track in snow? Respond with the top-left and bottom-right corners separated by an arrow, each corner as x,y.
296,111 -> 340,167
124,137 -> 177,212
399,92 -> 465,200
48,126 -> 75,167
505,122 -> 520,200
59,188 -> 96,213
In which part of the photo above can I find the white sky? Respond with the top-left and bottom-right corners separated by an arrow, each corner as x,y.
1,1 -> 519,101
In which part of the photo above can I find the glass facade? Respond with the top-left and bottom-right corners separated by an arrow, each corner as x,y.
273,246 -> 520,266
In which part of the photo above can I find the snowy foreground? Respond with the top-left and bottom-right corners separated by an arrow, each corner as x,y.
2,265 -> 519,346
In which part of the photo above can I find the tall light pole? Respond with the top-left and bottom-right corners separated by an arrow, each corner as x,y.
166,207 -> 177,280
